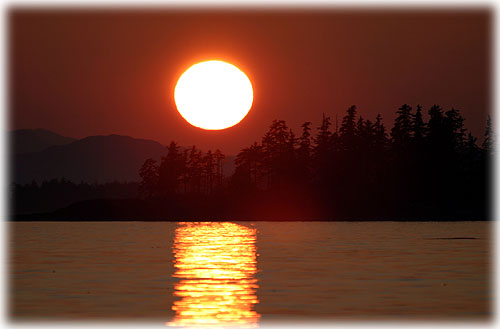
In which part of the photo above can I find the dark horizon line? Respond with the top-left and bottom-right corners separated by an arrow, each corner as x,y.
10,101 -> 493,156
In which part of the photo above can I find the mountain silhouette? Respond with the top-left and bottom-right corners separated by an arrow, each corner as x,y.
13,134 -> 167,184
11,129 -> 76,154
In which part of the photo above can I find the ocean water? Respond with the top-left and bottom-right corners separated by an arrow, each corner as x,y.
9,221 -> 491,325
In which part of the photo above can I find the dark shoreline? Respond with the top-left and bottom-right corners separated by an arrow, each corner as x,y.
8,197 -> 491,222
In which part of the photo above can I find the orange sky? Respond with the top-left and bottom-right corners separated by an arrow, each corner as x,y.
9,8 -> 491,154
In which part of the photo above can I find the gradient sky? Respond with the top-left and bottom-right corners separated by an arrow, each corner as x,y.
9,8 -> 491,154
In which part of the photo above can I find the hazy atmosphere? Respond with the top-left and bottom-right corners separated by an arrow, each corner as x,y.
8,6 -> 493,326
10,8 -> 491,154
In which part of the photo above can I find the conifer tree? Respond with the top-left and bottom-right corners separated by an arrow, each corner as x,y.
158,142 -> 186,195
339,105 -> 357,150
412,104 -> 426,143
391,104 -> 413,147
139,158 -> 158,198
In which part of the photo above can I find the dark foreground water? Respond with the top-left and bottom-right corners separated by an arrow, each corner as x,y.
9,221 -> 491,325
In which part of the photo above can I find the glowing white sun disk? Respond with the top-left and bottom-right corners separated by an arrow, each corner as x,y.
174,60 -> 254,130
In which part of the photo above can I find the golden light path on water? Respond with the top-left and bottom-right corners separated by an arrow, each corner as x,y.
167,222 -> 260,327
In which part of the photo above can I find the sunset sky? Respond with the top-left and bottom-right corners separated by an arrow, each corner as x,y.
9,8 -> 491,154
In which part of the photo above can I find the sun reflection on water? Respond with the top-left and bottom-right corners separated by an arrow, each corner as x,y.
167,222 -> 260,328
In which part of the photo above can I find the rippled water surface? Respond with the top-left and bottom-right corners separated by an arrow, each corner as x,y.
9,221 -> 491,324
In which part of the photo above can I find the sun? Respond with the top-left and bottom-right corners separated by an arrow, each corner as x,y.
174,60 -> 254,130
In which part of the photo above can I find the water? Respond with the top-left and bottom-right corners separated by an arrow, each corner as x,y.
9,221 -> 491,325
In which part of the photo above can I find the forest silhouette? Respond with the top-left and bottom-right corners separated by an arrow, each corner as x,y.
13,104 -> 491,221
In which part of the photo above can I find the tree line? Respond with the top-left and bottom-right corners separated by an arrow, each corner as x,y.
139,103 -> 491,220
139,144 -> 226,198
12,103 -> 491,220
12,179 -> 139,214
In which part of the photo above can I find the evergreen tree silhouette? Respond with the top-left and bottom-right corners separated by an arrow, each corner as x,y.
312,113 -> 333,189
187,146 -> 203,193
214,149 -> 225,188
15,101 -> 490,220
139,158 -> 159,198
412,105 -> 426,145
298,122 -> 312,181
339,105 -> 357,150
158,141 -> 185,196
391,104 -> 413,148
314,114 -> 332,155
235,142 -> 264,187
444,108 -> 466,152
203,150 -> 215,194
373,114 -> 388,151
262,120 -> 292,189
427,104 -> 446,150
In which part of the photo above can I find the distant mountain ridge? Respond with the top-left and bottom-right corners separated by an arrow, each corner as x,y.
11,128 -> 76,154
13,133 -> 167,184
11,129 -> 236,184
